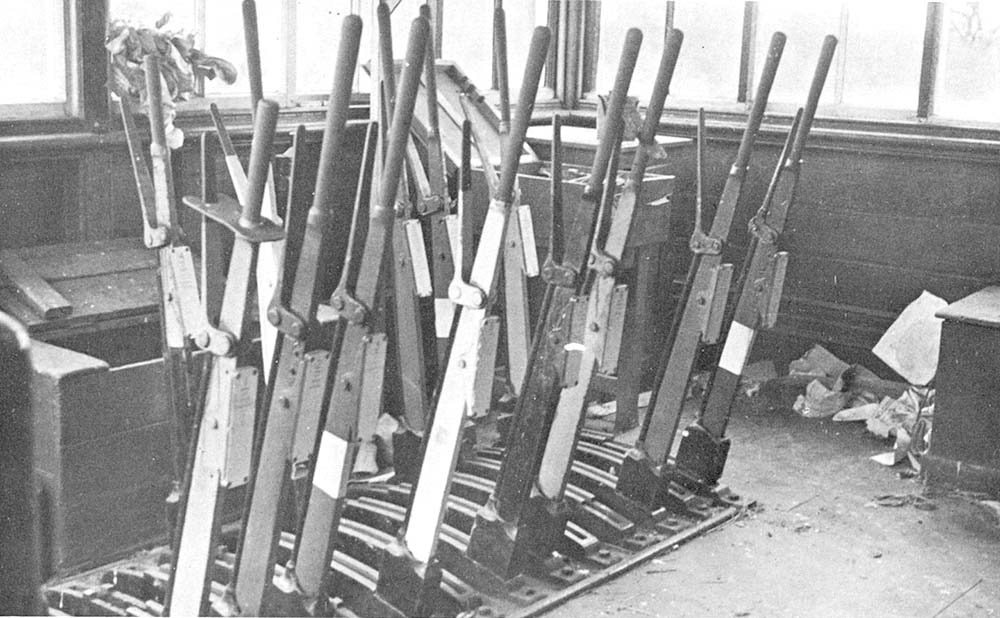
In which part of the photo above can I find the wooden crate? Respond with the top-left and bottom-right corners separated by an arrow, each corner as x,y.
31,339 -> 175,576
924,287 -> 1000,496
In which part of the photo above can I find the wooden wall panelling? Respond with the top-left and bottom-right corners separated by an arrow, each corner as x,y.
0,159 -> 73,248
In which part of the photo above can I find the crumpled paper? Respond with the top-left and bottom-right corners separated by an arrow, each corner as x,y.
872,291 -> 947,386
833,388 -> 934,467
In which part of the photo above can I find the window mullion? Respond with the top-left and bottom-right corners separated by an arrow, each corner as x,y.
834,3 -> 849,106
283,0 -> 296,106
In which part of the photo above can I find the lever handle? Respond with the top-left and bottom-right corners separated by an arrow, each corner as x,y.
313,15 -> 363,218
494,7 -> 511,136
420,4 -> 438,112
757,107 -> 803,219
548,113 -> 564,265
695,107 -> 705,226
242,0 -> 264,109
377,0 -> 397,111
496,26 -> 551,204
379,17 -> 429,211
734,32 -> 786,170
420,4 -> 447,196
639,28 -> 684,145
241,98 -> 279,228
143,55 -> 168,150
450,119 -> 473,287
460,118 -> 472,192
789,35 -> 837,162
586,28 -> 642,201
461,96 -> 499,198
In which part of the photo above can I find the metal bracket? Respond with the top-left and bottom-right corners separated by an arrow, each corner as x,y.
517,204 -> 540,277
166,243 -> 234,356
290,349 -> 333,471
449,280 -> 488,309
601,284 -> 629,373
266,304 -> 307,339
588,248 -> 617,278
220,366 -> 259,487
354,333 -> 390,476
416,193 -> 447,216
689,229 -> 723,255
541,261 -> 578,289
698,263 -> 734,344
759,251 -> 789,329
404,219 -> 433,298
183,194 -> 283,244
469,316 -> 502,418
748,212 -> 779,244
560,295 -> 589,388
328,288 -> 369,324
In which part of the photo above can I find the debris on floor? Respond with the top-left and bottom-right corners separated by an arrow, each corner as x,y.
739,360 -> 778,397
749,337 -> 936,470
872,290 -> 947,386
865,493 -> 938,510
835,387 -> 934,469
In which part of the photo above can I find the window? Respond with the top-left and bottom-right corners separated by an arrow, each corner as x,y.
594,0 -> 668,104
0,0 -> 67,117
753,2 -> 842,107
670,2 -> 744,104
936,2 -> 1000,122
583,0 -> 1000,125
108,0 -> 370,107
839,3 -> 925,111
441,0 -> 550,97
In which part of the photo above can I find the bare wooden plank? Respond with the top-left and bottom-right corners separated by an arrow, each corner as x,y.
936,286 -> 1000,328
0,251 -> 72,319
49,270 -> 159,321
13,239 -> 154,281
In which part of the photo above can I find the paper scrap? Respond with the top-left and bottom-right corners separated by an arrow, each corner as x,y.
793,379 -> 847,418
873,291 -> 947,386
833,402 -> 880,422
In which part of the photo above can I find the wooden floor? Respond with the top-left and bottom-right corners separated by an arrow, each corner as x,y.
548,389 -> 1000,618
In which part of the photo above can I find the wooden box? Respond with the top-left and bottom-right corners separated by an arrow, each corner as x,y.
2,239 -> 175,575
924,286 -> 1000,496
31,340 -> 174,576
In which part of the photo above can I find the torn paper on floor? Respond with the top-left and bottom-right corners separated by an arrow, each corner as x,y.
793,379 -> 847,418
873,291 -> 948,386
789,344 -> 850,379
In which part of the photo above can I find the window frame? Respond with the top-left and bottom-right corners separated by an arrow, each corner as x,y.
3,0 -> 1000,141
576,0 -> 1000,131
0,0 -> 105,131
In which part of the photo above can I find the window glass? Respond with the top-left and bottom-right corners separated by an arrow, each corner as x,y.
204,1 -> 285,96
670,2 -> 743,103
754,1 -> 841,106
441,0 -> 546,96
296,0 -> 371,94
1,0 -> 67,106
594,0 -> 668,103
841,2 -> 924,110
936,2 -> 1000,122
108,0 -> 196,30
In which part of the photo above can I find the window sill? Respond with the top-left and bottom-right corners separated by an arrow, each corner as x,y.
565,99 -> 1000,159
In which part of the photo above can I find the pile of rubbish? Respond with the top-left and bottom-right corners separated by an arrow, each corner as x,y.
762,292 -> 945,470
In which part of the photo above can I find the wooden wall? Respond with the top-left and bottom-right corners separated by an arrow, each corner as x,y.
0,116 -> 371,313
656,119 -> 1000,371
2,112 -> 998,375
